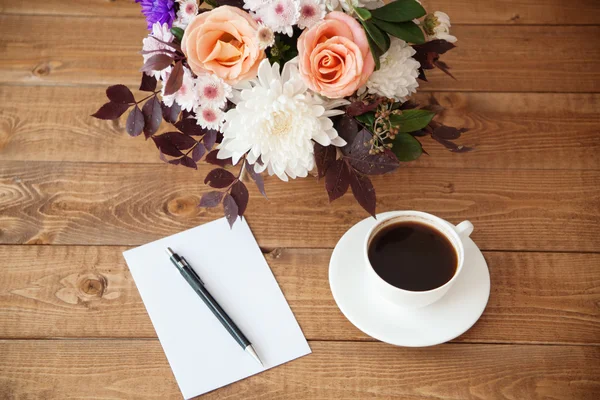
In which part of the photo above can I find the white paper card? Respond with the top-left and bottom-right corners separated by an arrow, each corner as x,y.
123,218 -> 311,399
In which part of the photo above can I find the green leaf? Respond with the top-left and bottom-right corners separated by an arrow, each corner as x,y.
372,19 -> 425,44
370,0 -> 426,23
355,112 -> 375,129
170,27 -> 184,42
362,21 -> 390,54
366,36 -> 382,70
389,109 -> 435,132
392,133 -> 423,161
354,7 -> 372,21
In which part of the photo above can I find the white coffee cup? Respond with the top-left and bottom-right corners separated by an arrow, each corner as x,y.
363,211 -> 474,309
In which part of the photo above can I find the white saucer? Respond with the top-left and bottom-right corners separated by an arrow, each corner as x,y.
329,211 -> 490,347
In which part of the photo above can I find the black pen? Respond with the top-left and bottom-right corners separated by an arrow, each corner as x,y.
166,247 -> 263,367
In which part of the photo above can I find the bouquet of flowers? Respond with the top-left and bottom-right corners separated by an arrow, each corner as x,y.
93,0 -> 468,226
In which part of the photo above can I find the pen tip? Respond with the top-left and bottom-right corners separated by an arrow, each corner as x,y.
165,247 -> 174,257
245,345 -> 263,367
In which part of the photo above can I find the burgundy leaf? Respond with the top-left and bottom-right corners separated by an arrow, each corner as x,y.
106,84 -> 135,104
140,73 -> 157,92
175,117 -> 207,136
153,132 -> 197,157
168,158 -> 181,165
349,171 -> 376,217
161,101 -> 181,124
159,150 -> 168,163
181,109 -> 195,119
325,159 -> 350,202
434,60 -> 456,79
314,143 -> 336,179
199,191 -> 224,208
346,97 -> 382,117
230,181 -> 249,216
214,0 -> 245,8
142,96 -> 163,138
180,155 -> 197,169
412,39 -> 456,56
152,137 -> 183,157
344,129 -> 400,175
164,61 -> 184,96
191,143 -> 206,162
91,101 -> 129,120
433,125 -> 468,140
126,105 -> 144,136
205,168 -> 236,188
334,115 -> 360,150
247,165 -> 267,198
205,150 -> 232,167
203,129 -> 218,150
140,53 -> 173,73
222,193 -> 239,228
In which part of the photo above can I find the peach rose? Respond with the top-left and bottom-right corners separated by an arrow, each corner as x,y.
297,11 -> 375,99
181,6 -> 265,84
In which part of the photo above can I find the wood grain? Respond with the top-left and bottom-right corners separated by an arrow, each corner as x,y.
3,0 -> 600,25
2,86 -> 599,170
1,16 -> 599,92
0,246 -> 598,344
0,340 -> 598,400
1,161 -> 599,251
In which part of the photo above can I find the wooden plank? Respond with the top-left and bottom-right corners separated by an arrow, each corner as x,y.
0,15 -> 598,92
0,340 -> 598,399
1,161 -> 599,251
2,86 -> 599,170
0,246 -> 598,344
2,0 -> 600,25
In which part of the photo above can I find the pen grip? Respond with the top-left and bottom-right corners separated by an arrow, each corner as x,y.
179,267 -> 251,349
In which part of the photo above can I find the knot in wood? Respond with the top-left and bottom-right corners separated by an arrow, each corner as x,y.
32,62 -> 52,77
167,195 -> 198,217
79,275 -> 106,297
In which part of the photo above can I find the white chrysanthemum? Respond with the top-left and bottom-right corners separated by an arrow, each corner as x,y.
142,22 -> 175,79
174,0 -> 199,28
161,66 -> 198,111
297,0 -> 325,29
256,23 -> 275,49
424,11 -> 457,43
196,74 -> 232,109
365,38 -> 420,102
326,0 -> 382,12
257,0 -> 300,37
244,0 -> 273,11
218,59 -> 348,181
195,105 -> 225,130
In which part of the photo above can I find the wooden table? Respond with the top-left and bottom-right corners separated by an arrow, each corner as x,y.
1,1 -> 599,399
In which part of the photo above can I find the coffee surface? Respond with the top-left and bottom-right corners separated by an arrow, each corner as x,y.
368,222 -> 457,291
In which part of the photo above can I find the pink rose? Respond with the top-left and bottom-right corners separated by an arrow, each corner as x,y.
181,6 -> 265,84
297,11 -> 375,99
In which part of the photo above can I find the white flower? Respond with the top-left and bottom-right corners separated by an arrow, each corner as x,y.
244,0 -> 273,12
326,0 -> 382,12
174,0 -> 199,28
257,0 -> 300,37
161,66 -> 198,112
142,22 -> 175,79
256,23 -> 275,49
196,74 -> 232,109
297,0 -> 325,29
365,37 -> 420,102
195,105 -> 225,130
424,11 -> 457,43
218,59 -> 348,181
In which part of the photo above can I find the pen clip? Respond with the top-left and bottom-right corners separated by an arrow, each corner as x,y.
181,257 -> 204,286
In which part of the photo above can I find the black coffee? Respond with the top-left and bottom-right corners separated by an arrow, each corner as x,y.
368,221 -> 457,291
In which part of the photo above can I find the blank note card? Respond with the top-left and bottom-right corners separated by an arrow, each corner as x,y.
123,218 -> 311,399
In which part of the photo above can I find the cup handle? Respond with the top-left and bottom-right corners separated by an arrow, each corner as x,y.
454,220 -> 474,238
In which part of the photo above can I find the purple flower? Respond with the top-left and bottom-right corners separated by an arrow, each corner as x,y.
136,0 -> 176,30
